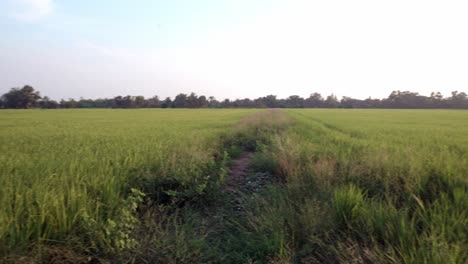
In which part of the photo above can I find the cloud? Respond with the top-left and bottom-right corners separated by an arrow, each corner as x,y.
14,0 -> 53,21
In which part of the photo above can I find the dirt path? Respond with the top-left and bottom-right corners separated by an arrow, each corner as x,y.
225,152 -> 254,193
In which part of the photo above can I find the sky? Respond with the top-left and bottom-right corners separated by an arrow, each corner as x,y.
1,0 -> 468,100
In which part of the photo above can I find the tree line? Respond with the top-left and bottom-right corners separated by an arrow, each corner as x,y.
1,85 -> 468,109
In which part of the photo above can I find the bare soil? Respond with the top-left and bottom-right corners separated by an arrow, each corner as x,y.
225,152 -> 254,193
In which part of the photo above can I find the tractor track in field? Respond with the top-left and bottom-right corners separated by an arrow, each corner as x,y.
225,152 -> 254,193
295,112 -> 365,140
224,152 -> 272,212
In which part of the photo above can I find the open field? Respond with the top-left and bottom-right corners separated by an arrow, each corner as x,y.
0,109 -> 467,263
266,109 -> 468,263
0,109 -> 256,261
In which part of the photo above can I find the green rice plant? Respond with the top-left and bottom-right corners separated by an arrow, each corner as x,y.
2,108 -> 467,263
263,109 -> 468,263
333,185 -> 365,229
220,187 -> 296,263
0,109 -> 256,260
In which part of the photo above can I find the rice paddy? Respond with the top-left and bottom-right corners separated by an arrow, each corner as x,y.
0,109 -> 467,263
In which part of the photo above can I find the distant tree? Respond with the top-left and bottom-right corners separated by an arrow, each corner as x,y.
231,99 -> 243,108
266,95 -> 280,108
363,97 -> 382,108
305,93 -> 323,108
93,98 -> 113,108
125,96 -> 136,108
113,96 -> 124,108
77,98 -> 96,108
186,92 -> 199,108
233,98 -> 254,108
449,91 -> 468,109
430,91 -> 443,101
3,85 -> 468,109
383,90 -> 430,108
39,96 -> 59,109
173,93 -> 188,108
340,96 -> 359,108
286,95 -> 305,108
112,95 -> 136,108
160,97 -> 172,108
59,99 -> 67,108
208,96 -> 219,108
197,95 -> 208,108
1,85 -> 41,108
256,95 -> 279,108
429,92 -> 444,108
134,96 -> 146,108
220,99 -> 231,108
69,99 -> 78,108
324,94 -> 339,108
62,98 -> 78,108
146,96 -> 160,108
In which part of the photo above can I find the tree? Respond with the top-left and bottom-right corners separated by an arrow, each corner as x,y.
305,93 -> 323,108
60,98 -> 78,108
3,85 -> 468,109
197,95 -> 208,108
266,95 -> 279,108
208,96 -> 219,108
113,95 -> 136,108
39,96 -> 59,109
363,97 -> 382,108
220,99 -> 231,108
146,96 -> 160,108
285,95 -> 305,108
384,90 -> 429,108
161,97 -> 172,108
77,98 -> 96,108
324,94 -> 339,108
449,91 -> 468,109
340,96 -> 360,108
134,96 -> 146,108
113,96 -> 124,108
2,85 -> 41,108
186,92 -> 199,108
233,98 -> 254,108
173,93 -> 188,108
429,92 -> 444,108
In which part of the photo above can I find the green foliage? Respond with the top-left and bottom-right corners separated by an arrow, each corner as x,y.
261,109 -> 468,263
1,108 -> 467,263
81,188 -> 144,253
333,185 -> 365,228
1,85 -> 41,109
0,109 -> 256,260
220,109 -> 293,152
250,149 -> 277,175
223,109 -> 468,263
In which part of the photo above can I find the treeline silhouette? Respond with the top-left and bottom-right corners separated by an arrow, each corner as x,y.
1,85 -> 468,109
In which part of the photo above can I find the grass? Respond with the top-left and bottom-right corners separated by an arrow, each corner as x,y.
1,108 -> 467,263
0,109 -> 256,261
247,109 -> 468,263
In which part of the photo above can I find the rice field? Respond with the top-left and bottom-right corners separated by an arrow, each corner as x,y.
262,109 -> 468,263
0,109 -> 467,263
0,109 -> 256,259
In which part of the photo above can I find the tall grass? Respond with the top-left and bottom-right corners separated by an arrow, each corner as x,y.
1,108 -> 467,263
126,109 -> 294,263
0,109 -> 256,261
244,109 -> 468,263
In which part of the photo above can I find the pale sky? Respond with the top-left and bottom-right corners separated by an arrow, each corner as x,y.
1,0 -> 467,100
